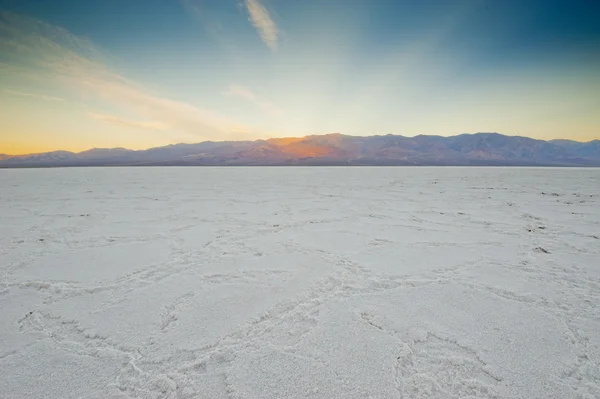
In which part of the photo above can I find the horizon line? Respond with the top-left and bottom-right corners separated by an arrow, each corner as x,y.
2,131 -> 598,157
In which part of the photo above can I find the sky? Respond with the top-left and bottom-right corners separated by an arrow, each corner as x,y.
0,0 -> 599,154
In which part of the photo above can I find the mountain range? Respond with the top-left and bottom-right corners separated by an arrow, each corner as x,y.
1,133 -> 599,167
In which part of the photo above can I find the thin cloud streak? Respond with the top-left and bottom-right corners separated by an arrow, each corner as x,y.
225,84 -> 283,116
245,0 -> 278,50
3,89 -> 66,102
226,84 -> 257,102
0,11 -> 249,140
88,113 -> 169,131
179,0 -> 240,58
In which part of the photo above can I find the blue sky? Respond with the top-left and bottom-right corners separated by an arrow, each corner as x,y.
1,0 -> 599,153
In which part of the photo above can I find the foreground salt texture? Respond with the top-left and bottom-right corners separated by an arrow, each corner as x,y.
1,167 -> 599,399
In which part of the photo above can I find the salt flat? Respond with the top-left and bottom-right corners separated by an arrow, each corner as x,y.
0,167 -> 599,399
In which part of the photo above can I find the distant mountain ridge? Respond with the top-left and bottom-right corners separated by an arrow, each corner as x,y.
1,133 -> 599,167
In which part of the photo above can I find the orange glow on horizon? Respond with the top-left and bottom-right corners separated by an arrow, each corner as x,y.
0,139 -> 85,156
266,137 -> 305,146
3,130 -> 600,156
0,134 -> 174,156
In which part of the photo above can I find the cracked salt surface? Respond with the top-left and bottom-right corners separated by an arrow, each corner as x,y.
1,167 -> 599,398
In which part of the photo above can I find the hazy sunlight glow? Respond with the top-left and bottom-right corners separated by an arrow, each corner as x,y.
0,1 -> 599,154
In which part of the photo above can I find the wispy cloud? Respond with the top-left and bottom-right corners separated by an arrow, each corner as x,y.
180,0 -> 239,56
88,113 -> 168,131
226,84 -> 257,102
3,89 -> 65,102
0,11 -> 248,139
225,84 -> 283,116
245,0 -> 278,50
